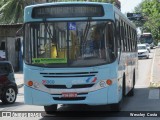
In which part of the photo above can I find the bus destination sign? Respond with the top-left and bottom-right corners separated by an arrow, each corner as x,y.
32,4 -> 104,18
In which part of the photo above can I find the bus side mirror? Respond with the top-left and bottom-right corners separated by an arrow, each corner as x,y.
15,38 -> 21,51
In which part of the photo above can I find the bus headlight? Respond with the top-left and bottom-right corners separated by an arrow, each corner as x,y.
33,82 -> 40,88
99,79 -> 113,88
99,81 -> 106,87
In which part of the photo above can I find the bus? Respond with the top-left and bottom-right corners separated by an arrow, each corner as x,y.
23,2 -> 138,113
139,32 -> 154,48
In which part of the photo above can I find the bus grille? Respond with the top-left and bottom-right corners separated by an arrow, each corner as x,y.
40,71 -> 98,78
44,84 -> 94,89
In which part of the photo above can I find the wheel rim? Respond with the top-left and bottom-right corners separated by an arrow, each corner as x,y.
6,88 -> 16,103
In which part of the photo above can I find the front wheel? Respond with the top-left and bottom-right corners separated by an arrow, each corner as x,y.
110,101 -> 122,111
44,105 -> 57,114
1,87 -> 17,104
110,77 -> 125,111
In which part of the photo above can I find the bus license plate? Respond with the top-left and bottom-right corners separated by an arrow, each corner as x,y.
62,92 -> 77,98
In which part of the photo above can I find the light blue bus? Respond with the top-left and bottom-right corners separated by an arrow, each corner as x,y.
23,2 -> 138,113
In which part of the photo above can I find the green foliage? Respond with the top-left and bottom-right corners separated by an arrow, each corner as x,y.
0,0 -> 25,24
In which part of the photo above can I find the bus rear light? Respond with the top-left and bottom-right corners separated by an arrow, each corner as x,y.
106,79 -> 112,85
28,81 -> 33,86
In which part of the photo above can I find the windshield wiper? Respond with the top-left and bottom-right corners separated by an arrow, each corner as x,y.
83,17 -> 92,43
43,19 -> 56,43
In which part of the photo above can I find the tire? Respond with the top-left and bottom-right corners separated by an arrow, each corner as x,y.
110,75 -> 125,111
127,71 -> 135,97
110,102 -> 122,112
44,105 -> 57,114
1,86 -> 17,104
127,88 -> 134,96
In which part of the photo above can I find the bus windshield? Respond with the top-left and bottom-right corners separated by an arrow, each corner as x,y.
139,35 -> 153,44
24,21 -> 116,67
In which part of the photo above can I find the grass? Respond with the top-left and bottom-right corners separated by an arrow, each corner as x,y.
150,82 -> 160,88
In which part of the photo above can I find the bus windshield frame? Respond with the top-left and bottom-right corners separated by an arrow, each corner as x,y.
24,20 -> 117,67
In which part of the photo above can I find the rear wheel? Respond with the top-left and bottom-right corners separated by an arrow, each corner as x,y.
44,105 -> 57,114
127,71 -> 135,97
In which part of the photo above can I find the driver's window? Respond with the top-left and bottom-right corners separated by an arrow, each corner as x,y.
105,22 -> 116,62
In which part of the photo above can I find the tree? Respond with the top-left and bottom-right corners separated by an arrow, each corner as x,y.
0,0 -> 33,24
133,0 -> 160,43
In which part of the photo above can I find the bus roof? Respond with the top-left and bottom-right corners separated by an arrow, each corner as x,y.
25,2 -> 111,9
142,33 -> 152,35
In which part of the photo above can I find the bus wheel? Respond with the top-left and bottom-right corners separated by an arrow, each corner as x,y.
127,71 -> 135,97
110,77 -> 125,111
44,104 -> 57,114
110,102 -> 122,112
127,87 -> 134,96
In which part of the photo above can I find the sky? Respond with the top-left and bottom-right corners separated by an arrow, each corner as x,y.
119,0 -> 143,34
119,0 -> 143,14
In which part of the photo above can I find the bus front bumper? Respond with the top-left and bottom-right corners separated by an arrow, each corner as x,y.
24,84 -> 119,106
